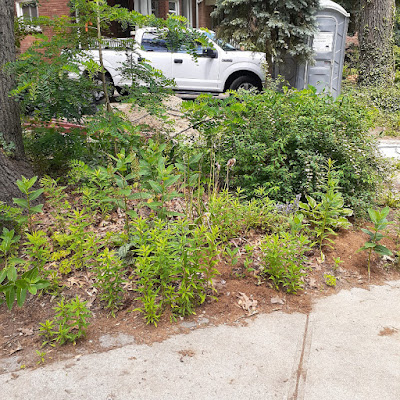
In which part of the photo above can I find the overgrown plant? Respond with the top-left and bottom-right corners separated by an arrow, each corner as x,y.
260,232 -> 311,294
127,217 -> 220,325
40,296 -> 92,346
358,207 -> 393,280
0,228 -> 50,310
299,159 -> 353,258
13,176 -> 44,232
94,248 -> 126,316
139,140 -> 182,219
183,89 -> 387,213
51,209 -> 100,274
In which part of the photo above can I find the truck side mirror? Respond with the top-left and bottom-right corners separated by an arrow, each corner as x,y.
203,48 -> 217,58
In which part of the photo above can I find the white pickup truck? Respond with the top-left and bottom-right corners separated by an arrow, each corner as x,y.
84,28 -> 265,98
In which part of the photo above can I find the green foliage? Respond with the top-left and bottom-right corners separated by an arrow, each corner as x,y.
51,210 -> 99,274
324,274 -> 337,287
260,232 -> 311,294
94,248 -> 126,316
212,0 -> 319,66
13,176 -> 44,232
84,110 -> 144,158
24,231 -> 51,273
0,228 -> 50,310
7,27 -> 95,121
40,176 -> 71,230
40,296 -> 92,345
0,202 -> 23,232
299,159 -> 353,256
358,207 -> 393,280
24,126 -> 88,175
206,189 -> 280,241
139,140 -> 183,219
126,218 -> 220,325
183,89 -> 387,213
343,83 -> 400,136
0,234 -> 49,311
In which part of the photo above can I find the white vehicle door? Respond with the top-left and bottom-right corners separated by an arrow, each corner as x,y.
171,42 -> 220,91
138,32 -> 173,79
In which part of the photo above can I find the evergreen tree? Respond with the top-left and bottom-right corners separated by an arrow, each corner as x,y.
211,0 -> 320,69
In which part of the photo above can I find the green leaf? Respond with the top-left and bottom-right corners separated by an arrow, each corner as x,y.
360,242 -> 376,249
13,198 -> 28,208
164,175 -> 180,188
5,287 -> 16,310
380,206 -> 390,220
188,153 -> 203,165
126,210 -> 138,218
23,267 -> 38,280
15,279 -> 29,289
373,245 -> 392,257
7,266 -> 17,282
129,192 -> 152,200
188,174 -> 199,186
35,280 -> 50,290
30,204 -> 44,214
0,269 -> 7,284
28,285 -> 38,295
16,288 -> 27,307
367,208 -> 379,224
361,228 -> 374,238
118,188 -> 132,197
29,188 -> 45,201
148,180 -> 162,194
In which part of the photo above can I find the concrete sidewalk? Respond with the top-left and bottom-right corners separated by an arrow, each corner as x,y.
1,281 -> 400,400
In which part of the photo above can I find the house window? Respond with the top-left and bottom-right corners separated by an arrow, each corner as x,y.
16,1 -> 39,22
151,0 -> 159,16
168,0 -> 179,15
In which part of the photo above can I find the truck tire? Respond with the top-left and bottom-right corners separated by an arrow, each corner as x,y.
229,75 -> 260,91
93,73 -> 115,104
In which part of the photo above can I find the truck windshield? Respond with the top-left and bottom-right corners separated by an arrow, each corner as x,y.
203,31 -> 238,51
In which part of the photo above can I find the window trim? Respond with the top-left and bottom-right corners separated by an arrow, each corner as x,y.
15,0 -> 41,31
168,0 -> 179,16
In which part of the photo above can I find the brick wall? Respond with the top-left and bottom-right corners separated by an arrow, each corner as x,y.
18,0 -> 72,53
197,3 -> 213,28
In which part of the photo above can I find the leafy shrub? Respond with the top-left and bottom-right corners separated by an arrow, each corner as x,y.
299,159 -> 352,256
183,88 -> 388,214
39,296 -> 92,345
24,126 -> 88,175
342,82 -> 400,136
125,217 -> 220,325
260,232 -> 311,294
94,248 -> 126,316
206,189 -> 281,241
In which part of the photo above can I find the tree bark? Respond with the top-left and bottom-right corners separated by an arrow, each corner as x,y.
358,0 -> 395,86
0,0 -> 34,205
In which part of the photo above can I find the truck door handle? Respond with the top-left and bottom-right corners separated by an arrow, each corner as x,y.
174,59 -> 183,64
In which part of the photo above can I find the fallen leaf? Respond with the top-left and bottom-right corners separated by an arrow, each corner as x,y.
237,292 -> 258,315
66,276 -> 83,288
307,277 -> 318,288
270,296 -> 285,305
9,344 -> 22,355
17,328 -> 34,336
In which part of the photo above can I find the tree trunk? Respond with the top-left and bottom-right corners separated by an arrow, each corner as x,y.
0,0 -> 34,205
358,0 -> 395,86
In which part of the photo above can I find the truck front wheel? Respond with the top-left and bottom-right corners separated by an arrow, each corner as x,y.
93,73 -> 115,104
229,75 -> 260,91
